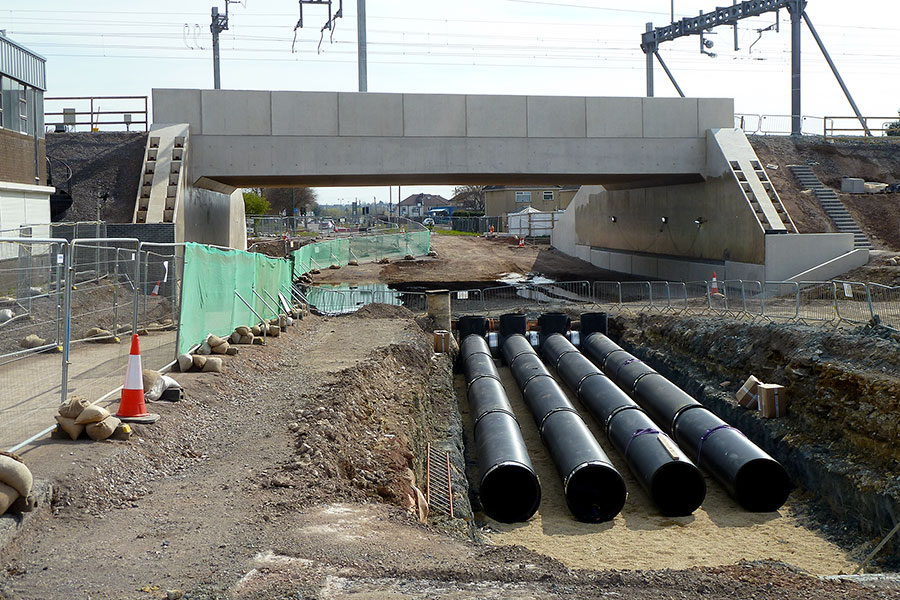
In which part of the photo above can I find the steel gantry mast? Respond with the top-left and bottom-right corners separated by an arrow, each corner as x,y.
640,1 -> 871,137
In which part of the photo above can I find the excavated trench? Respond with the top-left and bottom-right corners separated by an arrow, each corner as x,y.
446,310 -> 900,573
607,312 -> 900,566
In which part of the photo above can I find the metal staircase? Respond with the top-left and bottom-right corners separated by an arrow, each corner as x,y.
789,165 -> 872,249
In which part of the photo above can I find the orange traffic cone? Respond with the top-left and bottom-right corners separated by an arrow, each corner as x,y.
150,280 -> 160,296
711,272 -> 720,295
116,334 -> 160,424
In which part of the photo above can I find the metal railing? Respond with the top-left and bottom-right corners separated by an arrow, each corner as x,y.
449,278 -> 900,332
45,95 -> 149,132
824,116 -> 900,141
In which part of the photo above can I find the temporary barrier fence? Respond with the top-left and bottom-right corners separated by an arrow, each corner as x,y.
292,231 -> 431,278
178,242 -> 292,356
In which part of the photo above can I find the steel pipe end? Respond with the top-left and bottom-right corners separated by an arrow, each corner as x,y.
734,458 -> 792,512
650,461 -> 707,517
480,461 -> 542,524
564,461 -> 627,523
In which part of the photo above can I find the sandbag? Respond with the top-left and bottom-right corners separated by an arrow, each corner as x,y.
142,369 -> 161,393
202,357 -> 223,373
239,335 -> 253,345
9,492 -> 36,513
19,334 -> 46,349
0,482 -> 18,516
146,376 -> 166,402
229,332 -> 241,344
87,416 -> 121,441
55,415 -> 84,441
177,353 -> 193,372
226,347 -> 238,356
58,395 -> 90,419
251,325 -> 262,336
207,334 -> 226,347
160,374 -> 181,390
236,326 -> 251,336
192,355 -> 208,369
211,341 -> 230,355
198,341 -> 212,355
267,325 -> 281,337
0,454 -> 32,497
75,404 -> 110,425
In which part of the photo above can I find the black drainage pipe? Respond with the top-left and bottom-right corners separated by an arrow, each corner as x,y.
541,333 -> 706,517
582,332 -> 791,512
460,334 -> 541,523
458,315 -> 489,340
536,312 -> 570,346
501,334 -> 626,522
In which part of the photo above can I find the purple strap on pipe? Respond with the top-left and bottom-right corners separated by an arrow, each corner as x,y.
696,424 -> 739,463
615,357 -> 639,381
624,427 -> 660,458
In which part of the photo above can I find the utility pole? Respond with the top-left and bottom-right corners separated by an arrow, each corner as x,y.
788,0 -> 803,137
357,0 -> 368,92
210,6 -> 228,89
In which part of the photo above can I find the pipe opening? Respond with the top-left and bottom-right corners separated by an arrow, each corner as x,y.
565,463 -> 627,523
650,461 -> 707,517
480,463 -> 542,524
734,458 -> 792,512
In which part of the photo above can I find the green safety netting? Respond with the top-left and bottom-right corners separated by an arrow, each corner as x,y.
291,231 -> 430,279
179,243 -> 293,355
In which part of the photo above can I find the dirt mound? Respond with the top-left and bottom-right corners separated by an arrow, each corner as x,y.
352,303 -> 415,319
750,136 -> 900,250
284,340 -> 433,512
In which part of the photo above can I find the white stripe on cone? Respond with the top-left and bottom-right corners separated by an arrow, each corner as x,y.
124,353 -> 143,391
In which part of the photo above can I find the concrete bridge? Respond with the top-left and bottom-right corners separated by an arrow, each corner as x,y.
148,89 -> 866,281
152,90 -> 734,189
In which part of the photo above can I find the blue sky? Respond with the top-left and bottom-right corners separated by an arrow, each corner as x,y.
4,1 -> 899,204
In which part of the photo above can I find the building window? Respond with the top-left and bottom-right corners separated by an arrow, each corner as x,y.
515,191 -> 531,203
543,191 -> 554,202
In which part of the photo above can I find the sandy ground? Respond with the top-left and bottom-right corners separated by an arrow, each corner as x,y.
459,367 -> 857,576
310,235 -> 617,286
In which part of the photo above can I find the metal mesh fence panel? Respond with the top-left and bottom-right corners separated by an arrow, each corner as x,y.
593,281 -> 621,308
0,239 -> 66,450
137,243 -> 181,372
63,238 -> 140,414
620,282 -> 651,312
685,281 -> 710,313
742,280 -> 764,318
451,289 -> 484,316
868,284 -> 900,330
664,282 -> 688,313
796,282 -> 837,323
303,285 -> 426,315
763,282 -> 799,321
834,281 -> 872,325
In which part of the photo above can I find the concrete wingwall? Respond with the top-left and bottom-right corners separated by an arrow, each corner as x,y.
553,131 -> 865,282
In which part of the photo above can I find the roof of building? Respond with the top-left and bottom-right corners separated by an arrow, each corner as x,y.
0,33 -> 47,90
399,193 -> 449,207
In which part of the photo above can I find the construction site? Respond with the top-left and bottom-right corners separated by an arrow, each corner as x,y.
2,1 -> 900,599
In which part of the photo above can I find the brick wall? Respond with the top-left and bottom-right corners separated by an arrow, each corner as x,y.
0,128 -> 46,186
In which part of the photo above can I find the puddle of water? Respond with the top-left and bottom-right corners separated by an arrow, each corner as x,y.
497,272 -> 555,285
305,283 -> 403,314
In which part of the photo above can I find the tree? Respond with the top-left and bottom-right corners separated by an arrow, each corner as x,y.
263,187 -> 319,216
243,189 -> 270,215
452,185 -> 486,211
887,113 -> 900,137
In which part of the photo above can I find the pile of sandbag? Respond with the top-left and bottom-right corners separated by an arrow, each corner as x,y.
177,353 -> 225,373
0,451 -> 35,516
229,326 -> 256,345
53,396 -> 132,442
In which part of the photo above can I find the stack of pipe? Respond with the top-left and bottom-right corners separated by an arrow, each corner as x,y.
501,334 -> 626,522
460,333 -> 541,523
580,320 -> 791,512
541,333 -> 706,516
